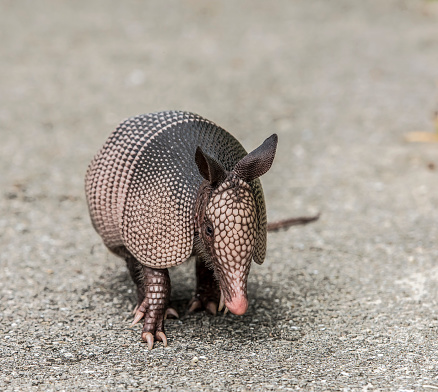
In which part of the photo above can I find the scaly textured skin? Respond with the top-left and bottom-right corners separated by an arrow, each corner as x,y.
136,267 -> 170,348
85,111 -> 267,267
85,111 -> 276,348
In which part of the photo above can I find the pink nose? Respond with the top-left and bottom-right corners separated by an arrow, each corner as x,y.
225,295 -> 248,315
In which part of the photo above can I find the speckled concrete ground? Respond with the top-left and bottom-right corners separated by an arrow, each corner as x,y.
1,1 -> 438,391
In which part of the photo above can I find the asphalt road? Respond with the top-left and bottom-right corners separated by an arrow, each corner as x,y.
1,1 -> 438,391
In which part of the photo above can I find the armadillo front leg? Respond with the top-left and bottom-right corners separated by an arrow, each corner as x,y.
131,266 -> 171,349
188,257 -> 222,315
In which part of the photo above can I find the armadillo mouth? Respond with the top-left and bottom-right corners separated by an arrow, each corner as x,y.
218,287 -> 248,316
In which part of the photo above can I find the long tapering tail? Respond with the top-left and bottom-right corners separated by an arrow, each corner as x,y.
267,213 -> 320,232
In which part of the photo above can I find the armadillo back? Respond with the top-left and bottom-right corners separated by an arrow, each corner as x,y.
85,111 -> 266,268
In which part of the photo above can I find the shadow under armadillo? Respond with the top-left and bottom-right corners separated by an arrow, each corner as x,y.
85,250 -> 331,348
82,271 -> 316,349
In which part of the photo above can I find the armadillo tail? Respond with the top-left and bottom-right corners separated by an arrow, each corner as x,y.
267,213 -> 320,232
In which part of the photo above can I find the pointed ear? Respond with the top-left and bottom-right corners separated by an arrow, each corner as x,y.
195,146 -> 227,186
233,134 -> 278,182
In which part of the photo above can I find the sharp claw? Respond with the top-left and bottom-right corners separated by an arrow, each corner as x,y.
206,301 -> 218,316
224,306 -> 229,315
218,291 -> 225,312
156,331 -> 168,347
131,304 -> 139,315
142,332 -> 154,350
165,307 -> 179,319
130,310 -> 144,327
188,299 -> 202,313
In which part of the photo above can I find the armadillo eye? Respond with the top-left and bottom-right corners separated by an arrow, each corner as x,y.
205,224 -> 214,237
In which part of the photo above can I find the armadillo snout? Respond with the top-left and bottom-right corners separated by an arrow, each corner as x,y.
226,295 -> 248,315
205,177 -> 257,312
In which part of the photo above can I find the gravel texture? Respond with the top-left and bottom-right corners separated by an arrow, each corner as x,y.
1,0 -> 438,391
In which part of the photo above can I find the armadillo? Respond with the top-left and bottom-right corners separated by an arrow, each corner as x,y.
85,110 -> 280,349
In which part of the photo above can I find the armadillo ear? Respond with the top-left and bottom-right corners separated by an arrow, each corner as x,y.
195,146 -> 227,186
233,134 -> 278,182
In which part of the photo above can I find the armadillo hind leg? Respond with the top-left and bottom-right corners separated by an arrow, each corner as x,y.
110,246 -> 146,314
129,265 -> 177,350
188,257 -> 223,316
125,255 -> 145,314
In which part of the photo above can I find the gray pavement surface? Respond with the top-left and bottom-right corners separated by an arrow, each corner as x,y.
1,0 -> 438,390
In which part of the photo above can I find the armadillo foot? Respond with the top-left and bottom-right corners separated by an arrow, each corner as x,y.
188,257 -> 225,315
188,297 -> 219,315
129,266 -> 171,349
131,307 -> 173,349
139,309 -> 167,350
133,305 -> 178,320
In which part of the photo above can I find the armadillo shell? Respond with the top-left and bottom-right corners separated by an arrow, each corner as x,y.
85,111 -> 267,268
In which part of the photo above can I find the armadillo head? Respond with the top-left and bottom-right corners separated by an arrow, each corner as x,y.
194,134 -> 278,315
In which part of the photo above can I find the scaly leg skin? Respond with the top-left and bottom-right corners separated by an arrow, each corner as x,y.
188,257 -> 223,315
125,256 -> 145,313
126,255 -> 179,318
129,264 -> 178,349
111,247 -> 146,314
